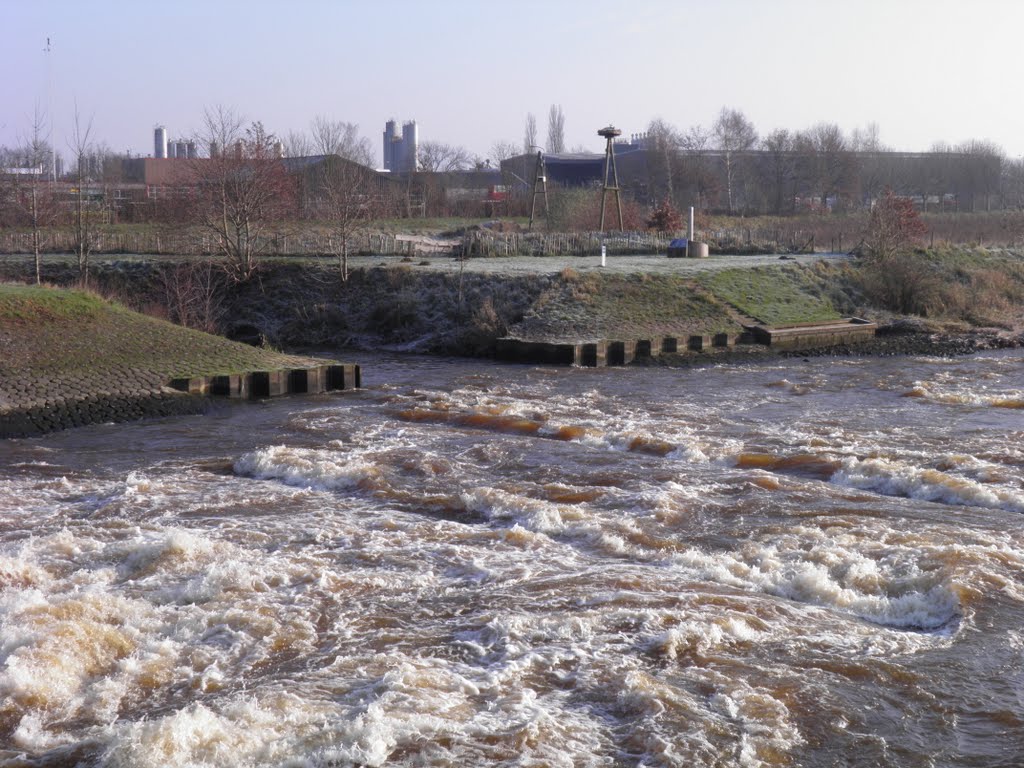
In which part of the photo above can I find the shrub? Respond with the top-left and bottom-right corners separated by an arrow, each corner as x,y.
859,251 -> 942,315
646,199 -> 683,233
864,188 -> 927,259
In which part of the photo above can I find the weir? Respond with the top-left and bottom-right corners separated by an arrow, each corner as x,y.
170,363 -> 361,400
496,335 -> 740,367
496,318 -> 875,366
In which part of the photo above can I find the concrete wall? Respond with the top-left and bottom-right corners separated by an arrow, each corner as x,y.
173,364 -> 361,400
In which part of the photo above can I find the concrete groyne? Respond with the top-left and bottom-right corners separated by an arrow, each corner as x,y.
0,387 -> 207,438
0,284 -> 365,439
169,363 -> 361,399
496,319 -> 876,367
748,318 -> 877,349
1,363 -> 361,438
495,333 -> 740,367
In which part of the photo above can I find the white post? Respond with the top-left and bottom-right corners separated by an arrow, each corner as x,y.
601,243 -> 607,267
687,206 -> 695,258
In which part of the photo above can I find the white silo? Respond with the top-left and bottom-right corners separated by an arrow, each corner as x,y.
154,125 -> 168,158
383,120 -> 398,170
402,120 -> 418,172
174,141 -> 188,159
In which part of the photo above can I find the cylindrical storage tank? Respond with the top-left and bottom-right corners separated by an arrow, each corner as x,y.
209,141 -> 220,158
686,241 -> 709,259
186,141 -> 198,159
402,120 -> 418,172
154,126 -> 167,159
275,140 -> 285,158
174,141 -> 188,159
166,141 -> 177,159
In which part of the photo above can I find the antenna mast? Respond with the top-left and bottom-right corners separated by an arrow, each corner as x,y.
45,36 -> 55,182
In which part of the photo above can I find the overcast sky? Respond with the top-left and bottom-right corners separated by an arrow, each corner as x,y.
2,0 -> 1023,165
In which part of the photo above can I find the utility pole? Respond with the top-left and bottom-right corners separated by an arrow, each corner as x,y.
44,36 -> 55,182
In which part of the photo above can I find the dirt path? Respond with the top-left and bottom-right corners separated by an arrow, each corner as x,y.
352,251 -> 849,276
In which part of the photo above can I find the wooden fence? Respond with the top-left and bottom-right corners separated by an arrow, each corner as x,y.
0,230 -> 414,258
0,226 -> 857,258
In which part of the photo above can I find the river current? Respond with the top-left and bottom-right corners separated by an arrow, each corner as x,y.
1,350 -> 1023,767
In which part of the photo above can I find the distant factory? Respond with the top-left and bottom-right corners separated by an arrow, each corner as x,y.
153,126 -> 198,160
382,120 -> 418,173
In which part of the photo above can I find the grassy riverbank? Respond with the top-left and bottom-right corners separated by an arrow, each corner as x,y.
0,284 -> 332,437
2,245 -> 1022,371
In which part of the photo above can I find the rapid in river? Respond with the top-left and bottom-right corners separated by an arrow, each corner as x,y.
1,350 -> 1023,767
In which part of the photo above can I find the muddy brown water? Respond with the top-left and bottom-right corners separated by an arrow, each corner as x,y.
1,350 -> 1022,767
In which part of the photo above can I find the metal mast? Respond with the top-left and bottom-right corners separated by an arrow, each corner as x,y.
598,125 -> 623,233
529,150 -> 548,230
45,37 -> 55,182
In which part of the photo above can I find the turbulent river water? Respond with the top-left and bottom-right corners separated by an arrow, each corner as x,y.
2,350 -> 1023,767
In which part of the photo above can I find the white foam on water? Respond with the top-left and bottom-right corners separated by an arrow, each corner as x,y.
614,667 -> 803,767
648,615 -> 767,660
234,445 -> 380,491
667,528 -> 963,632
462,486 -> 569,535
898,358 -> 1024,408
0,520 -> 339,754
460,485 -> 651,559
832,456 -> 1024,513
102,694 -> 344,768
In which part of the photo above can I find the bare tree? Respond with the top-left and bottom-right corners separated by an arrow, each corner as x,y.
680,124 -> 716,210
860,188 -> 933,313
489,141 -> 518,167
645,118 -> 683,205
4,105 -> 60,283
310,116 -> 373,165
282,129 -> 313,158
191,107 -> 295,282
794,123 -> 852,210
850,122 -> 884,152
158,259 -> 226,332
418,140 -> 472,172
524,112 -> 538,152
954,139 -> 1004,211
318,156 -> 379,282
759,128 -> 796,215
713,107 -> 758,214
546,105 -> 565,154
864,187 -> 927,260
68,104 -> 96,285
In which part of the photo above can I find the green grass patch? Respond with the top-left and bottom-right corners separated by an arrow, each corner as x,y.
510,272 -> 738,341
0,283 -> 324,379
0,283 -> 108,323
698,266 -> 841,325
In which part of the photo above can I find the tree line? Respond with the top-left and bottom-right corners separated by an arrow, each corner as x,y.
626,109 -> 1019,215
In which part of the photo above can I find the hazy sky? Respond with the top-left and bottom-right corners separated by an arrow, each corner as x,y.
3,0 -> 1024,165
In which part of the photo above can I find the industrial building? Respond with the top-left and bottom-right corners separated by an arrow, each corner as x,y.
501,136 -> 648,190
152,126 -> 198,160
382,120 -> 418,173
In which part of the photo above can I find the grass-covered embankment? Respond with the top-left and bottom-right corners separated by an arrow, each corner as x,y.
0,284 -> 331,437
507,270 -> 739,342
3,245 -> 1022,382
696,264 -> 846,325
